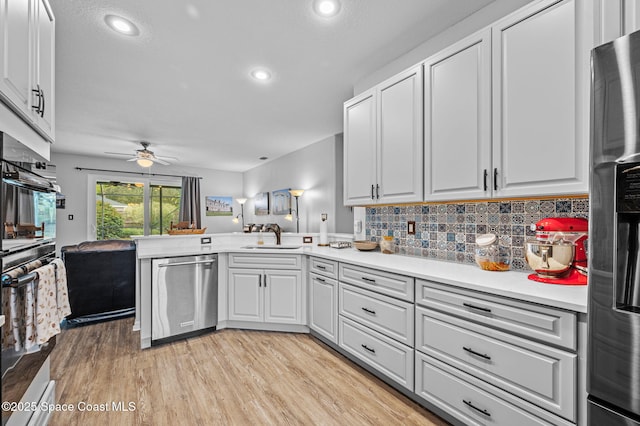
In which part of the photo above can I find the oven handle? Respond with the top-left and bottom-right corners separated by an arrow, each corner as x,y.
158,260 -> 216,268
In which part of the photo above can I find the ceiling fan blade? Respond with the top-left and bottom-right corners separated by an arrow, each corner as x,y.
126,157 -> 138,162
156,155 -> 179,161
104,152 -> 132,157
153,158 -> 171,165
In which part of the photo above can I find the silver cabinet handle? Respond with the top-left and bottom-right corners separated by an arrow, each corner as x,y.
158,260 -> 215,268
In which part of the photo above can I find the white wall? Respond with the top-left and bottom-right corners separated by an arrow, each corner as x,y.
51,152 -> 243,250
243,134 -> 352,234
353,0 -> 535,94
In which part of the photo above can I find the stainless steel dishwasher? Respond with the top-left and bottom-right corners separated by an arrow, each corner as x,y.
151,254 -> 218,344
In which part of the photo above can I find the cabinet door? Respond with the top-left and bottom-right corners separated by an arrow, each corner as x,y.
492,0 -> 587,197
309,272 -> 338,343
377,65 -> 423,203
625,0 -> 640,34
228,269 -> 262,322
0,0 -> 33,114
424,29 -> 491,201
32,0 -> 54,139
264,269 -> 302,324
344,90 -> 377,205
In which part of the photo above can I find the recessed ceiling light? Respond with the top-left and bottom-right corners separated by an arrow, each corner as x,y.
105,15 -> 140,36
251,69 -> 272,81
313,0 -> 341,17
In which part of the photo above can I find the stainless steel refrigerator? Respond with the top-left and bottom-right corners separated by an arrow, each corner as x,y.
589,30 -> 640,425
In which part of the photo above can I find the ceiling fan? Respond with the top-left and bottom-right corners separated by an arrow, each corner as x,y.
105,142 -> 176,167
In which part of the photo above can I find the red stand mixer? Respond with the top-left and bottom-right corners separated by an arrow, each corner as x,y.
525,217 -> 588,285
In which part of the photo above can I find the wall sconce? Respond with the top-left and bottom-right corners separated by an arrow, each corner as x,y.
232,197 -> 247,229
284,189 -> 304,233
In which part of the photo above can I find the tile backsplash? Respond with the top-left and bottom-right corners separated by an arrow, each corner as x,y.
365,197 -> 589,271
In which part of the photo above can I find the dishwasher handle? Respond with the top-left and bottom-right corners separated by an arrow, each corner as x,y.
158,259 -> 216,268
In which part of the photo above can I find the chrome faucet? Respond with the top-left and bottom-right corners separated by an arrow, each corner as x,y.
262,223 -> 282,245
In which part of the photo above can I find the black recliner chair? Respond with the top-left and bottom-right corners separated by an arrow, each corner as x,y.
61,240 -> 136,326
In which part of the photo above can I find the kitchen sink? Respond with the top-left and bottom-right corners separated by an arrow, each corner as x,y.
241,244 -> 302,250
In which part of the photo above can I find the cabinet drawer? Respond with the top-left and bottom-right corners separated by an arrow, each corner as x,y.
309,257 -> 338,279
229,253 -> 301,269
339,263 -> 414,302
338,316 -> 413,391
415,352 -> 574,426
339,283 -> 414,346
416,306 -> 576,421
416,280 -> 576,350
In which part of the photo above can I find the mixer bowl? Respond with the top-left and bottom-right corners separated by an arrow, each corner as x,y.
525,240 -> 575,278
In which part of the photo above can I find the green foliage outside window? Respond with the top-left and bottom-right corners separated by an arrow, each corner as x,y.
96,201 -> 125,240
95,182 -> 181,240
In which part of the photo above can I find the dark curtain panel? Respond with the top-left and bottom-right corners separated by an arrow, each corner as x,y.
179,176 -> 201,228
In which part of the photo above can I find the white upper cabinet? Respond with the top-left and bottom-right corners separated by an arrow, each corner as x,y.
424,29 -> 491,201
344,66 -> 423,206
33,0 -> 54,138
0,0 -> 32,114
344,90 -> 377,205
376,66 -> 423,204
492,0 -> 588,197
595,0 -> 640,44
0,0 -> 55,142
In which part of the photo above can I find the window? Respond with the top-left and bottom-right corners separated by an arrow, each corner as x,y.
95,180 -> 181,240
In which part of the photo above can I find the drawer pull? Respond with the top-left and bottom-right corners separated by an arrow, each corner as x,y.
463,302 -> 491,313
316,265 -> 326,270
361,307 -> 376,315
362,277 -> 376,283
361,344 -> 376,354
463,399 -> 491,417
463,346 -> 491,360
316,277 -> 326,283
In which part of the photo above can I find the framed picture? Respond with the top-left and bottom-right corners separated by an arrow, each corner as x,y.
205,196 -> 233,216
254,192 -> 270,215
271,188 -> 291,215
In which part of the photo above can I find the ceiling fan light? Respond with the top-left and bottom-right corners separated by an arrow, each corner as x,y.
136,158 -> 154,168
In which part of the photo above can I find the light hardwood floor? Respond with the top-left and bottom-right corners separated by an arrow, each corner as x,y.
49,319 -> 449,425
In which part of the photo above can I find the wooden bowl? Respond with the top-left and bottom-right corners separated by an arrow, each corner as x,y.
353,240 -> 378,251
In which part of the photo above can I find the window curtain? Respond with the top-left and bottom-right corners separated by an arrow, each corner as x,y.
179,176 -> 201,228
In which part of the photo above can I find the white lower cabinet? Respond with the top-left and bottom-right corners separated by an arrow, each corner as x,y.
339,316 -> 413,391
415,352 -> 574,426
336,263 -> 415,391
228,267 -> 302,325
415,279 -> 580,425
309,271 -> 338,343
416,306 -> 576,421
339,282 -> 414,346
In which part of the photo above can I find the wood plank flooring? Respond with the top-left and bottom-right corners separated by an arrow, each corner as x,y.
49,319 -> 449,425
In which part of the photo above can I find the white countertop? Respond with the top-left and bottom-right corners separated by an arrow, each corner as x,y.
134,234 -> 588,313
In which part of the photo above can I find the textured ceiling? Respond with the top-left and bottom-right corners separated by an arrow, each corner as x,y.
49,0 -> 495,172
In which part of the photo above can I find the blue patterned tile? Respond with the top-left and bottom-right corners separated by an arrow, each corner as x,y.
499,202 -> 511,213
556,200 -> 572,213
447,232 -> 455,242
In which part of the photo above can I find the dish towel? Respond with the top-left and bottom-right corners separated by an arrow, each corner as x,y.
51,259 -> 71,320
32,264 -> 60,347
